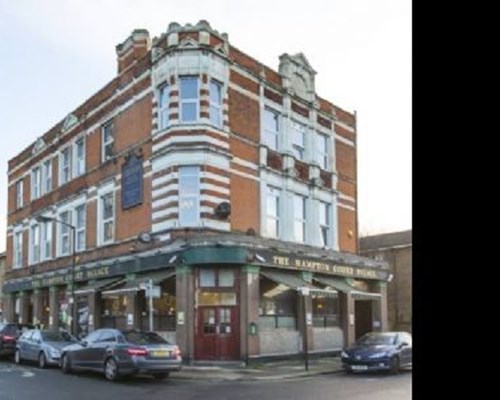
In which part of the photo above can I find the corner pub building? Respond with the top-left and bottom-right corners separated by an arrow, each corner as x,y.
2,21 -> 389,363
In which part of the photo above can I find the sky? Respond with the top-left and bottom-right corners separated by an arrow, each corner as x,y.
0,0 -> 411,253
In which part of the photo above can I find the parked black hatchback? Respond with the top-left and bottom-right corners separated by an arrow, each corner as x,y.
0,322 -> 35,357
60,329 -> 182,381
341,332 -> 412,374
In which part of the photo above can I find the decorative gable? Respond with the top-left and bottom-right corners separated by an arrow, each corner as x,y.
32,137 -> 46,156
61,113 -> 79,133
279,53 -> 317,102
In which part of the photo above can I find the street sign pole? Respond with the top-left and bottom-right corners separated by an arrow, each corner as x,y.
300,287 -> 310,371
148,278 -> 153,332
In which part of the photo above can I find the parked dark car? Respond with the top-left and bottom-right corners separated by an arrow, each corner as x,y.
15,329 -> 77,368
0,323 -> 35,357
60,329 -> 182,381
341,331 -> 412,374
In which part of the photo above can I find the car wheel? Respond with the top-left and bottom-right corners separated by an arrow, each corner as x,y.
14,349 -> 22,365
104,358 -> 119,381
389,356 -> 400,374
38,352 -> 47,369
153,372 -> 169,380
61,354 -> 72,374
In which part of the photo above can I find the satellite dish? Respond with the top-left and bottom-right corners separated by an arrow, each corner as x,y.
138,232 -> 152,243
215,202 -> 231,219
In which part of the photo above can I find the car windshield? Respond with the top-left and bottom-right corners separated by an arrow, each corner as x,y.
123,332 -> 168,345
41,331 -> 74,342
357,333 -> 396,346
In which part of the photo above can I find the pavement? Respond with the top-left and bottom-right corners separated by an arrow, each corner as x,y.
173,356 -> 343,381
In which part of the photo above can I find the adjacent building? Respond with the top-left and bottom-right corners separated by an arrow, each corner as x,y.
0,252 -> 5,319
2,21 -> 389,362
360,230 -> 412,333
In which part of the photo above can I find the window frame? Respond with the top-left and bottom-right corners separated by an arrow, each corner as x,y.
178,166 -> 200,227
15,180 -> 23,209
209,79 -> 223,128
319,201 -> 331,247
179,76 -> 200,123
101,121 -> 114,162
75,204 -> 86,252
41,220 -> 53,261
31,166 -> 41,200
266,186 -> 281,238
42,159 -> 52,194
60,146 -> 72,185
99,191 -> 115,245
58,210 -> 72,257
158,83 -> 170,129
291,121 -> 306,160
317,132 -> 329,170
30,223 -> 40,265
263,107 -> 280,151
13,229 -> 23,269
74,137 -> 86,177
293,194 -> 306,243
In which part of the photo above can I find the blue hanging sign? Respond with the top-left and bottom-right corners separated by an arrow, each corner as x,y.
122,155 -> 143,209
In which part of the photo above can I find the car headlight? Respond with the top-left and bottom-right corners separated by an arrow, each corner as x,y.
368,352 -> 388,358
49,349 -> 61,357
341,351 -> 349,358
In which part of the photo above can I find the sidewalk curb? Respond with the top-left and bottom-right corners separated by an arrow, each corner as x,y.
172,367 -> 344,382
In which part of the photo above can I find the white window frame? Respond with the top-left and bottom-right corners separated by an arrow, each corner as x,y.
178,166 -> 200,227
75,204 -> 86,252
42,159 -> 52,194
209,79 -> 223,128
263,107 -> 280,151
98,189 -> 115,246
31,166 -> 41,200
180,76 -> 199,123
60,146 -> 72,185
58,210 -> 72,257
30,223 -> 40,265
293,194 -> 306,243
74,137 -> 86,177
15,180 -> 23,209
317,132 -> 329,170
13,229 -> 23,269
319,201 -> 331,247
158,84 -> 170,129
41,220 -> 53,261
266,186 -> 281,238
291,121 -> 306,161
102,121 -> 114,162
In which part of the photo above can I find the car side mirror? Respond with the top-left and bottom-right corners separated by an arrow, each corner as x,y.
399,341 -> 409,348
81,340 -> 88,347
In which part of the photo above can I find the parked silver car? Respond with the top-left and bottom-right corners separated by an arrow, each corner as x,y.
60,329 -> 182,381
15,329 -> 77,368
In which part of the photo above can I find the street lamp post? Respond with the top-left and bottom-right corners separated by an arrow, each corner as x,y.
36,215 -> 77,336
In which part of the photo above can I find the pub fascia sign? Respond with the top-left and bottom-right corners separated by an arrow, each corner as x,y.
265,253 -> 388,280
31,266 -> 111,289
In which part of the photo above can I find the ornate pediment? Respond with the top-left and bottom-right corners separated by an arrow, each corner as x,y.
61,113 -> 79,133
32,137 -> 46,156
279,53 -> 317,102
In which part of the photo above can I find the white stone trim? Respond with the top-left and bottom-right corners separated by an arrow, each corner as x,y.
152,134 -> 229,153
232,157 -> 258,171
152,195 -> 179,210
230,168 -> 260,182
334,134 -> 355,147
337,203 -> 356,211
335,120 -> 355,133
152,184 -> 179,199
228,82 -> 260,102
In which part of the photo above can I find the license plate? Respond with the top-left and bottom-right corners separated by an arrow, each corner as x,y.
352,365 -> 368,371
151,350 -> 170,357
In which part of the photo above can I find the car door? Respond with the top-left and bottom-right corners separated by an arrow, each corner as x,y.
17,331 -> 33,360
72,330 -> 102,367
87,330 -> 117,370
29,330 -> 43,361
396,333 -> 412,366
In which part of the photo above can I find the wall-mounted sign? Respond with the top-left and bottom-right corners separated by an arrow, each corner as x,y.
122,155 -> 143,210
177,311 -> 185,326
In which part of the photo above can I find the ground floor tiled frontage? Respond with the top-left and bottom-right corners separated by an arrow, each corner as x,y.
2,234 -> 389,363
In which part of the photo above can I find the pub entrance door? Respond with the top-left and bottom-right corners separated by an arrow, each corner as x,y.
195,306 -> 239,360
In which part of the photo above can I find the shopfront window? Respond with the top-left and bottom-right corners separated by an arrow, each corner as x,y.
143,276 -> 176,331
312,295 -> 339,327
259,275 -> 297,329
101,295 -> 128,330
